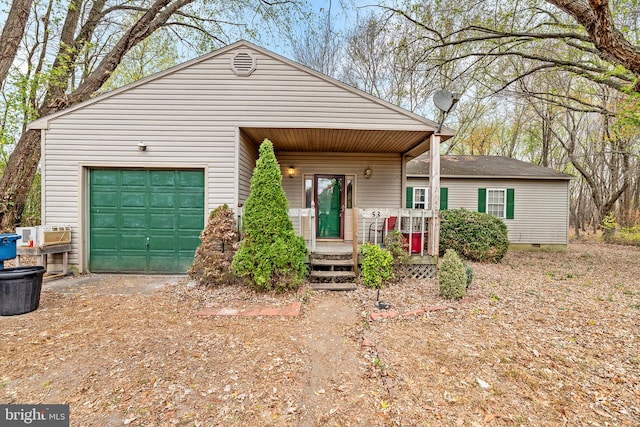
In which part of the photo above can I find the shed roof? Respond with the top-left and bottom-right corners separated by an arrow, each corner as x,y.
407,155 -> 573,180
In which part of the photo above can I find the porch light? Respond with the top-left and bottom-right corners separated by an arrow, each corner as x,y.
137,142 -> 147,151
288,166 -> 295,178
364,167 -> 372,179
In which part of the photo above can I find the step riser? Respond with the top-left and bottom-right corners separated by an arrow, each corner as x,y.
308,252 -> 357,284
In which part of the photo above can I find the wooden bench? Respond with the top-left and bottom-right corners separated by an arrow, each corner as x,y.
16,244 -> 71,274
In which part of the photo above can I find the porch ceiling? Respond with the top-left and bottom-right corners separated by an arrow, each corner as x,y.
241,127 -> 435,155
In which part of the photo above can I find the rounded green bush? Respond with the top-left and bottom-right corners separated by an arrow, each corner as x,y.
440,208 -> 509,262
360,243 -> 394,289
438,249 -> 467,300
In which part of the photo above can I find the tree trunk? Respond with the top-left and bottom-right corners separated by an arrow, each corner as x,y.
0,129 -> 40,231
0,0 -> 33,88
0,0 -> 197,230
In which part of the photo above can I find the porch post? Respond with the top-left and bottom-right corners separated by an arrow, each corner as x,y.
352,207 -> 358,276
428,134 -> 441,256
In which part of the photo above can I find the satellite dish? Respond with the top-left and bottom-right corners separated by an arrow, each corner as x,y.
433,89 -> 461,133
433,89 -> 460,113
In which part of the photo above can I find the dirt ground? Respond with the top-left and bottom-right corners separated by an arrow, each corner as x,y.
1,240 -> 639,426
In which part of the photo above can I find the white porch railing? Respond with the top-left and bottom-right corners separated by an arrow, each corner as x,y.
288,208 -> 316,251
359,208 -> 434,256
288,207 -> 435,257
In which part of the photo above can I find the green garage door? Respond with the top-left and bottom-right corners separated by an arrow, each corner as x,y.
90,169 -> 205,273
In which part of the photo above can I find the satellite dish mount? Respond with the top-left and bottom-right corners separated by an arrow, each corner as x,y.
433,89 -> 461,134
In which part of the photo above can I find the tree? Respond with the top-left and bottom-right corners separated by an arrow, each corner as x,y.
0,0 -> 303,230
232,139 -> 307,292
0,0 -> 33,89
378,0 -> 640,229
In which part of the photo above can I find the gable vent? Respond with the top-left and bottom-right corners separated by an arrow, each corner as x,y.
231,51 -> 256,76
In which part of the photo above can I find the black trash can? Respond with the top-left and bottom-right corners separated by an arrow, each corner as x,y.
0,266 -> 47,316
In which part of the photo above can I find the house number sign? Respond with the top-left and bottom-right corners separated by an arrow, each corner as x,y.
361,209 -> 390,219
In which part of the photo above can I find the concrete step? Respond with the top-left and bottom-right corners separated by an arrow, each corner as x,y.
309,282 -> 357,291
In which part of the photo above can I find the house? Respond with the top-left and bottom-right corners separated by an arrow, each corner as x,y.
28,40 -> 453,274
406,155 -> 573,249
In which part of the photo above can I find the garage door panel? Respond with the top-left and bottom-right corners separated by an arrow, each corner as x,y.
92,213 -> 118,229
121,170 -> 147,187
91,234 -> 118,250
121,192 -> 147,207
90,255 -> 119,271
179,235 -> 201,250
122,214 -> 147,229
121,235 -> 147,250
91,191 -> 118,208
150,193 -> 176,208
179,213 -> 206,230
149,256 -> 177,272
92,170 -> 119,186
179,170 -> 205,187
149,236 -> 176,251
120,255 -> 148,272
90,169 -> 204,273
149,214 -> 175,229
150,170 -> 177,187
180,193 -> 204,208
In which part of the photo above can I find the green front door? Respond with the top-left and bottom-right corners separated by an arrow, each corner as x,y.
89,169 -> 204,273
315,175 -> 344,239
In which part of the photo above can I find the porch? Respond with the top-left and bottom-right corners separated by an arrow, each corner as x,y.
291,207 -> 439,284
289,207 -> 438,258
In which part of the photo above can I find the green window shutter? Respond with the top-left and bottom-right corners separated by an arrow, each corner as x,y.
406,187 -> 413,208
440,187 -> 448,210
506,188 -> 515,219
478,188 -> 486,213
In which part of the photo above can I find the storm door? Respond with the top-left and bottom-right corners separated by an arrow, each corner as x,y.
315,175 -> 345,239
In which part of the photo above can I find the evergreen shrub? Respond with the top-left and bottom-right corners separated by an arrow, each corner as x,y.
438,249 -> 467,300
232,140 -> 308,292
440,208 -> 509,262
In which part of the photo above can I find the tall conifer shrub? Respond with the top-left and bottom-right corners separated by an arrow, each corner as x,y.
232,139 -> 308,292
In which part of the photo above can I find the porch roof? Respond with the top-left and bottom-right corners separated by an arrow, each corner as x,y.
241,127 -> 448,156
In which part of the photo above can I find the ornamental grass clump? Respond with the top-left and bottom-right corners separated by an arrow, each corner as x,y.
188,204 -> 238,286
438,249 -> 467,300
232,139 -> 308,292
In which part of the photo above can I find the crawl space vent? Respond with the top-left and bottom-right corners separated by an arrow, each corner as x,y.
231,51 -> 256,76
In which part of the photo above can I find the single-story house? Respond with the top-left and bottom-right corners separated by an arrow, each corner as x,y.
28,40 -> 453,274
406,155 -> 573,249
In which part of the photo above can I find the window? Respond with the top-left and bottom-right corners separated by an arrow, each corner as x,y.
413,187 -> 428,209
487,189 -> 506,218
305,177 -> 313,208
346,178 -> 353,209
478,188 -> 514,219
406,187 -> 448,209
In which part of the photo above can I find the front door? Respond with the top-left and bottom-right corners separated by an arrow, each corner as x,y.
315,175 -> 344,239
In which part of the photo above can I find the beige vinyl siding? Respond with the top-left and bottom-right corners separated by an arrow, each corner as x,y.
277,152 -> 401,241
238,130 -> 259,204
408,177 -> 569,245
40,45 -> 431,269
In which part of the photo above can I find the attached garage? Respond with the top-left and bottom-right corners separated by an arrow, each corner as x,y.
89,169 -> 204,273
28,40 -> 447,274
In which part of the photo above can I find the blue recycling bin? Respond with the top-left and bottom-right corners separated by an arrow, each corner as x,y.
0,234 -> 21,266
